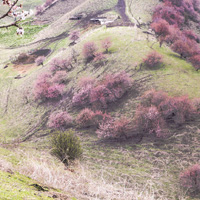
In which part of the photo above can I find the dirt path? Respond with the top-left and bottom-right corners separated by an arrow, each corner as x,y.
117,0 -> 133,23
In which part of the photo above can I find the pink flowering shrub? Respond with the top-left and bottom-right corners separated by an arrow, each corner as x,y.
46,84 -> 65,99
52,71 -> 67,84
34,73 -> 51,100
101,71 -> 132,99
96,117 -> 132,139
101,37 -> 112,53
34,73 -> 64,101
78,76 -> 96,88
73,71 -> 132,108
82,42 -> 98,61
90,85 -> 116,109
151,19 -> 170,47
153,4 -> 184,26
171,39 -> 194,58
76,108 -> 111,128
143,51 -> 163,69
140,90 -> 168,108
48,111 -> 73,130
72,85 -> 93,107
93,52 -> 106,63
183,30 -> 200,43
134,105 -> 168,138
159,96 -> 195,125
50,58 -> 73,73
35,56 -> 45,66
180,164 -> 200,192
140,90 -> 196,126
93,110 -> 112,127
189,55 -> 200,71
76,108 -> 94,128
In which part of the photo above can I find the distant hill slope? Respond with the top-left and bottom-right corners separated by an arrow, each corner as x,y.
35,0 -> 87,24
34,0 -> 118,41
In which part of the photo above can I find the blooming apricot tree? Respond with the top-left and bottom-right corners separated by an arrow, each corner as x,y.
0,0 -> 31,34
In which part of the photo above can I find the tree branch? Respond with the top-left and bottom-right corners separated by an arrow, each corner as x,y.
0,20 -> 20,29
0,0 -> 19,20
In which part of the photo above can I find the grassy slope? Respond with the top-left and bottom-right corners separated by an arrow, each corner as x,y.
0,0 -> 200,199
34,0 -> 118,41
0,25 -> 200,199
126,0 -> 159,24
0,170 -> 55,200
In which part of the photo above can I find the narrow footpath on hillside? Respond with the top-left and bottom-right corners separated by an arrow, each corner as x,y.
117,0 -> 131,22
117,0 -> 141,27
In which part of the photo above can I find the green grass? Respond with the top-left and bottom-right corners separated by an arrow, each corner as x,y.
126,0 -> 159,23
0,1 -> 200,199
0,170 -> 54,200
0,24 -> 48,47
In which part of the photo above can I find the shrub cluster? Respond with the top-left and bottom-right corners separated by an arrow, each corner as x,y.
134,105 -> 167,138
72,71 -> 132,108
78,76 -> 96,88
141,90 -> 195,124
82,38 -> 112,63
151,0 -> 200,70
51,130 -> 82,165
76,108 -> 111,128
133,90 -> 196,137
142,51 -> 163,69
96,117 -> 132,139
180,164 -> 200,193
50,57 -> 73,73
33,71 -> 67,101
48,111 -> 73,130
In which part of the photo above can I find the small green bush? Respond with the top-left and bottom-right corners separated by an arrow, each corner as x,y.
51,130 -> 82,165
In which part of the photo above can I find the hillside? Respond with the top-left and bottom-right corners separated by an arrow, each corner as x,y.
0,0 -> 200,199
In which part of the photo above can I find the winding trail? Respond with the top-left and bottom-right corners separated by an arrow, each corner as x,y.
117,0 -> 133,24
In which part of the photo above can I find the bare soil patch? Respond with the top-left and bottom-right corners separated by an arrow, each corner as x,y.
13,64 -> 36,74
12,49 -> 50,66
